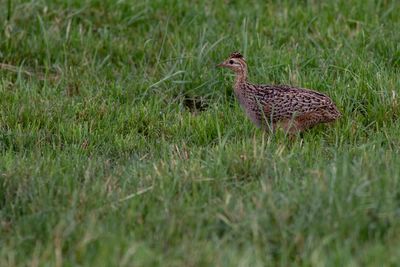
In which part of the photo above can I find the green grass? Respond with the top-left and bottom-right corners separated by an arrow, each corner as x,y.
1,0 -> 400,266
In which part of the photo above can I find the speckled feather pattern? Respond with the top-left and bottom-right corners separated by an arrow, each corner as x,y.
236,84 -> 340,125
219,52 -> 341,133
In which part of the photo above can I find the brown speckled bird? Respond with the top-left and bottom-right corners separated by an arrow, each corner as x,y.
217,52 -> 341,134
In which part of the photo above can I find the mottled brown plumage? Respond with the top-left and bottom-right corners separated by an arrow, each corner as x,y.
217,52 -> 341,134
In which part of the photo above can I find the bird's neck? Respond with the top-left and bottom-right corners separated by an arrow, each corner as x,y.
234,69 -> 248,88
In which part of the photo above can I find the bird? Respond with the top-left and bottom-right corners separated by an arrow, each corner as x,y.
217,52 -> 341,135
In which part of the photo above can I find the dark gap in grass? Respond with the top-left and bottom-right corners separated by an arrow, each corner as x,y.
136,120 -> 150,137
182,94 -> 209,113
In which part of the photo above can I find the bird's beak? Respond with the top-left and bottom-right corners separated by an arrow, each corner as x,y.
216,62 -> 225,68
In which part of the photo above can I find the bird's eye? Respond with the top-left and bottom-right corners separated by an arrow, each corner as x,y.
229,60 -> 234,64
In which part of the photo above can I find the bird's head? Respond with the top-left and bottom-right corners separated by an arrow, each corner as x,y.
217,52 -> 247,74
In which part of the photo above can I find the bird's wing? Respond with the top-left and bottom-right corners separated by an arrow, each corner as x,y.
257,85 -> 336,119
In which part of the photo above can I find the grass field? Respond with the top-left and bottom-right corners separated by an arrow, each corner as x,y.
1,0 -> 400,266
